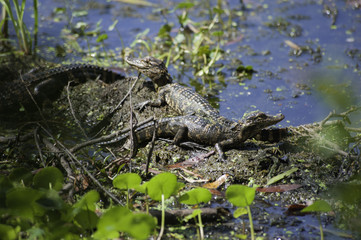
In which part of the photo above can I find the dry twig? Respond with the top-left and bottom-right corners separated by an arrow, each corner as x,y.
145,118 -> 158,176
38,123 -> 122,205
66,81 -> 88,139
70,116 -> 154,153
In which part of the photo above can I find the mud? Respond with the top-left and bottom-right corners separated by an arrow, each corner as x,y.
52,66 -> 359,206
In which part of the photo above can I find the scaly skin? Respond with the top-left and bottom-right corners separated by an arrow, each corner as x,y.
125,56 -> 286,134
0,64 -> 125,112
125,56 -> 234,125
125,56 -> 288,144
100,112 -> 285,159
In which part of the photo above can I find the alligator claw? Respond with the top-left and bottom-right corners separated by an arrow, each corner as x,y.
179,141 -> 208,150
135,100 -> 150,111
215,143 -> 227,162
217,154 -> 227,162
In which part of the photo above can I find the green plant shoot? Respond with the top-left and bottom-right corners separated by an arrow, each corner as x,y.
301,200 -> 332,240
147,172 -> 178,240
113,173 -> 142,208
226,185 -> 256,240
180,187 -> 212,240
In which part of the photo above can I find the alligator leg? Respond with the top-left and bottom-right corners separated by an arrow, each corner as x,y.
215,138 -> 239,161
135,98 -> 164,111
173,126 -> 188,145
159,126 -> 198,149
34,78 -> 69,101
215,143 -> 226,161
135,87 -> 168,111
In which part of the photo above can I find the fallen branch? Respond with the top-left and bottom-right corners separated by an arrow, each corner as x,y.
0,132 -> 33,144
70,116 -> 154,153
66,81 -> 88,139
145,118 -> 158,176
38,123 -> 122,205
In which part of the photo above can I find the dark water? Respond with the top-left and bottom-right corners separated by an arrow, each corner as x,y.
14,0 -> 360,238
26,0 -> 361,127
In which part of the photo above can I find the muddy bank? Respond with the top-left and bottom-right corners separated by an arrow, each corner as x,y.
0,60 -> 359,239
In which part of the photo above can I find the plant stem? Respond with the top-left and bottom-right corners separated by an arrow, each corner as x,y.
13,0 -> 29,54
198,212 -> 204,240
1,4 -> 8,39
318,215 -> 324,240
145,190 -> 149,214
33,0 -> 38,53
157,194 -> 165,240
246,206 -> 255,240
126,188 -> 129,208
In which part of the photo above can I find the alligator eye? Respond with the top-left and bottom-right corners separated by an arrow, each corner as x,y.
258,113 -> 267,118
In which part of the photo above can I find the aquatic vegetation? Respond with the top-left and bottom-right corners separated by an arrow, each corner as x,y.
301,200 -> 332,240
226,184 -> 256,240
0,0 -> 38,55
94,206 -> 156,240
1,0 -> 361,239
179,187 -> 212,240
0,167 -> 100,239
113,172 -> 142,208
147,172 -> 179,240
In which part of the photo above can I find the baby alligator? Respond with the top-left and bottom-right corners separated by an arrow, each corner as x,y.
125,56 -> 234,126
100,112 -> 285,160
0,64 -> 125,112
125,56 -> 287,141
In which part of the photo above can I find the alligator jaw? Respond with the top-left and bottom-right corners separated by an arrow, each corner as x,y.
125,56 -> 172,88
239,112 -> 285,140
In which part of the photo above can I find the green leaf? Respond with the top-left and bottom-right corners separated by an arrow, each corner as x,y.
197,45 -> 210,56
75,209 -> 98,230
73,190 -> 99,212
233,207 -> 248,218
94,207 -> 155,240
0,224 -> 17,240
72,10 -> 88,17
213,7 -> 224,15
158,23 -> 172,38
236,65 -> 255,74
126,213 -> 157,240
266,167 -> 298,186
96,33 -> 108,42
226,185 -> 256,207
301,200 -> 332,213
114,0 -> 155,7
33,167 -> 63,191
174,33 -> 185,44
179,187 -> 212,205
36,189 -> 65,210
6,187 -> 43,220
108,19 -> 118,31
175,182 -> 185,193
113,173 -> 142,190
9,168 -> 33,186
74,21 -> 87,29
93,206 -> 132,239
134,181 -> 149,194
176,2 -> 195,10
147,172 -> 178,201
183,209 -> 202,222
235,233 -> 248,239
0,176 -> 13,208
212,31 -> 224,38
